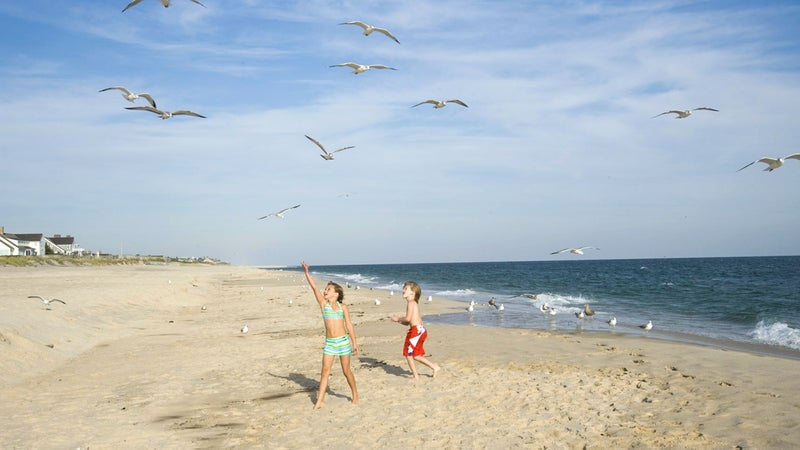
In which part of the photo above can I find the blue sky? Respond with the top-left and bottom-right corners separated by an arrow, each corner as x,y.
1,0 -> 798,266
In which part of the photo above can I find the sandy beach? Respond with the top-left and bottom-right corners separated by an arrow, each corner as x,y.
1,263 -> 798,449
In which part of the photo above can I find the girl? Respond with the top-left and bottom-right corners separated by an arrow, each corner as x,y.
302,261 -> 359,409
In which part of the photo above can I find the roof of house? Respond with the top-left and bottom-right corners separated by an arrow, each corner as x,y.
48,236 -> 75,245
6,233 -> 43,241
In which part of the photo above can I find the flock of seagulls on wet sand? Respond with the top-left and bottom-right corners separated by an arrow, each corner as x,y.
470,295 -> 653,331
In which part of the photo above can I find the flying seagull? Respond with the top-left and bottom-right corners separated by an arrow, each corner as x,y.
99,86 -> 156,108
305,135 -> 354,160
412,99 -> 469,109
330,62 -> 397,74
258,204 -> 301,220
123,0 -> 206,12
126,106 -> 205,120
651,107 -> 719,119
28,295 -> 66,306
737,153 -> 800,172
339,21 -> 400,44
550,246 -> 598,255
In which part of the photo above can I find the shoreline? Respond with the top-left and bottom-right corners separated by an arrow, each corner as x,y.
2,264 -> 798,448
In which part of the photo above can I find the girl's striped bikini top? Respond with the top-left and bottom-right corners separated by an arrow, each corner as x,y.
322,302 -> 344,320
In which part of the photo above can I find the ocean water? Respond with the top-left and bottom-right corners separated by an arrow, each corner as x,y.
286,256 -> 800,359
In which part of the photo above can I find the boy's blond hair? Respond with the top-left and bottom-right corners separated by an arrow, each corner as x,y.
403,281 -> 421,303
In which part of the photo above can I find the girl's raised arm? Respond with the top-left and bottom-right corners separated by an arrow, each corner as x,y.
301,261 -> 325,306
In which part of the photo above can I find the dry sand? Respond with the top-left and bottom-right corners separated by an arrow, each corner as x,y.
1,263 -> 798,449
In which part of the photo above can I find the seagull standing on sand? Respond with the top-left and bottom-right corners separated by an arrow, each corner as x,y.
339,21 -> 400,44
257,204 -> 301,220
551,246 -> 599,255
330,62 -> 397,74
122,0 -> 206,12
427,295 -> 432,302
737,153 -> 800,172
412,99 -> 469,109
305,135 -> 354,160
639,320 -> 653,331
126,106 -> 205,120
467,304 -> 474,312
28,295 -> 66,306
651,107 -> 719,119
99,86 -> 156,108
374,299 -> 381,306
241,324 -> 249,334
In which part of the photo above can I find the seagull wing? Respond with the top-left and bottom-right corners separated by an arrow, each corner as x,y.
783,153 -> 800,161
122,0 -> 144,12
99,86 -> 133,95
274,204 -> 301,216
28,295 -> 46,302
339,21 -> 369,31
374,27 -> 400,44
368,64 -> 396,70
412,100 -> 438,108
171,110 -> 206,118
305,135 -> 330,155
50,298 -> 67,305
651,110 -> 679,118
550,248 -> 571,255
738,157 -> 777,172
126,106 -> 164,115
189,0 -> 206,7
330,62 -> 361,70
331,146 -> 355,154
577,246 -> 597,251
446,99 -> 469,108
692,107 -> 719,112
137,93 -> 157,108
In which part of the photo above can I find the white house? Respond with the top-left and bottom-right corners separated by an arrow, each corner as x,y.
45,234 -> 84,255
0,227 -> 44,256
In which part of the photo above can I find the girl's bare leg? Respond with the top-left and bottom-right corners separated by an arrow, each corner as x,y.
314,354 -> 335,409
339,355 -> 359,404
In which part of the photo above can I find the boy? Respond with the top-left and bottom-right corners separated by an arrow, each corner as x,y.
391,281 -> 441,381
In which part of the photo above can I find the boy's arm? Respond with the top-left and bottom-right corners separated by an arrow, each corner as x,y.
391,302 -> 413,325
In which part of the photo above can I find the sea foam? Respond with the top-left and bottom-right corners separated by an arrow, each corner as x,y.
750,321 -> 800,351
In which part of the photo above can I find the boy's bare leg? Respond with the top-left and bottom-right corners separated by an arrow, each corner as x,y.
405,355 -> 420,381
413,356 -> 441,378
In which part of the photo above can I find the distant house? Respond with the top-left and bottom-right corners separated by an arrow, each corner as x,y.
0,227 -> 44,256
0,232 -> 17,256
45,234 -> 76,255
